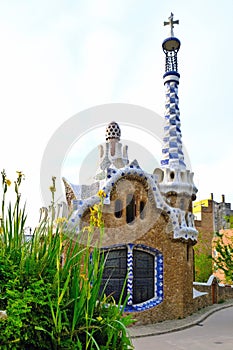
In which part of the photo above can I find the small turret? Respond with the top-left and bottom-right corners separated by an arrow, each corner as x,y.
95,121 -> 128,180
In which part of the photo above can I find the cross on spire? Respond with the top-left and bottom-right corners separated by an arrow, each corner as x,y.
164,12 -> 179,37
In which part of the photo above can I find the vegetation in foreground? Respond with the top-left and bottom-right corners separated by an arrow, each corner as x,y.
0,170 -> 134,349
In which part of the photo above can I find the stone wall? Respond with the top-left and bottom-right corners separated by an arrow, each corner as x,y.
131,220 -> 194,324
79,177 -> 233,325
193,275 -> 233,311
130,276 -> 233,325
131,276 -> 233,325
218,284 -> 233,300
80,177 -> 197,325
195,200 -> 214,256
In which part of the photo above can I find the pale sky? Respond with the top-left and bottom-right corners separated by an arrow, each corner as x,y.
0,0 -> 233,226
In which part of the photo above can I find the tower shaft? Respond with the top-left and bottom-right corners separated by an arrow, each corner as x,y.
161,73 -> 186,170
158,13 -> 197,203
161,13 -> 185,170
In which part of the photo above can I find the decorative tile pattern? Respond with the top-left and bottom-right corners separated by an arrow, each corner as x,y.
102,243 -> 164,312
127,244 -> 134,306
125,244 -> 163,312
68,160 -> 198,241
158,71 -> 198,203
161,78 -> 186,170
105,121 -> 121,141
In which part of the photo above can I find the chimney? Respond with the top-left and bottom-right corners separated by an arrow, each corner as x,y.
210,193 -> 214,200
222,194 -> 225,203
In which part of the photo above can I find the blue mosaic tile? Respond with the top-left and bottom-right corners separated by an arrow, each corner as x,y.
169,130 -> 177,136
105,243 -> 165,313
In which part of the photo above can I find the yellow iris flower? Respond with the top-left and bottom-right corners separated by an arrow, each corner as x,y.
98,190 -> 106,198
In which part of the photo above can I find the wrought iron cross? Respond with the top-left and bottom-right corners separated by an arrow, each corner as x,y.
164,12 -> 179,37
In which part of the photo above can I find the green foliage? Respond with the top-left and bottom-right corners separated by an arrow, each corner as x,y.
224,215 -> 233,229
194,252 -> 212,282
0,170 -> 134,349
194,231 -> 213,282
213,231 -> 233,283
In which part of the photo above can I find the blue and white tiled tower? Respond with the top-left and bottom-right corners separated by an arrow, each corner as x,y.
158,13 -> 197,206
161,13 -> 184,170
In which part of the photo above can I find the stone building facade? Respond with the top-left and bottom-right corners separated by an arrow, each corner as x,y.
63,14 -> 202,324
194,194 -> 233,238
194,195 -> 233,280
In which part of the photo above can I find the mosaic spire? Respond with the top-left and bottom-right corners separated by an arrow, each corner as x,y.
161,13 -> 185,170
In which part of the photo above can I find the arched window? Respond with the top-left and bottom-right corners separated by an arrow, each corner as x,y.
126,194 -> 135,224
100,244 -> 163,312
140,201 -> 145,220
180,198 -> 185,210
114,199 -> 123,218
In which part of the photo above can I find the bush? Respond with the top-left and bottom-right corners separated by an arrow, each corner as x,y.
213,231 -> 233,284
0,171 -> 134,349
194,252 -> 212,282
194,231 -> 213,282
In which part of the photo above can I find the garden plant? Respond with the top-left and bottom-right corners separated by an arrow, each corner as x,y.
0,170 -> 134,349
